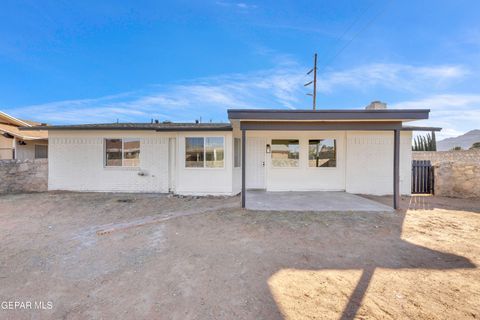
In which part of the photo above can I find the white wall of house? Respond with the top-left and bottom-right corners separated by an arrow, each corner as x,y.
345,131 -> 412,195
48,131 -> 171,193
175,131 -> 235,196
244,130 -> 346,192
48,128 -> 411,196
232,122 -> 242,195
48,130 -> 237,195
240,129 -> 412,195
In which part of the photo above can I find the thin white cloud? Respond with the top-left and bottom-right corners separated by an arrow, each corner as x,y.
215,1 -> 257,10
391,94 -> 480,139
317,63 -> 468,93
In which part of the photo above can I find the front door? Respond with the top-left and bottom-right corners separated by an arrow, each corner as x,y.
246,137 -> 266,189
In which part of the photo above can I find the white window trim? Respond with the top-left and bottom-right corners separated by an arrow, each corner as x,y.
104,138 -> 141,169
185,136 -> 225,169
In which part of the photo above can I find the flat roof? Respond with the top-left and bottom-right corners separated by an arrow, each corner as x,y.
20,122 -> 233,132
228,109 -> 430,121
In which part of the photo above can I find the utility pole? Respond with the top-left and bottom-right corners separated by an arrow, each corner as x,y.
304,53 -> 317,110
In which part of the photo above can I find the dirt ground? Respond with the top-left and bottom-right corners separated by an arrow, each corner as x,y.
0,192 -> 479,320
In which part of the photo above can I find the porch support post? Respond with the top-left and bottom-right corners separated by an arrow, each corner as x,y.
393,129 -> 400,210
241,129 -> 246,208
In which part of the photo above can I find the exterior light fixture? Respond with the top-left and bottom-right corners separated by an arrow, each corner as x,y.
266,144 -> 271,153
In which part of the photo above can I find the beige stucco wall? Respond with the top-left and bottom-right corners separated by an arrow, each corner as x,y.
16,140 -> 48,160
0,135 -> 14,159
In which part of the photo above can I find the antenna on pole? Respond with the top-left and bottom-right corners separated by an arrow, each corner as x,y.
304,53 -> 317,110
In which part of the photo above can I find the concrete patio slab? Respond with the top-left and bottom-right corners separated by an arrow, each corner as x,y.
246,190 -> 394,212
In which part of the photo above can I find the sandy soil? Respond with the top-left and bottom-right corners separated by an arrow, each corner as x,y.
0,192 -> 479,319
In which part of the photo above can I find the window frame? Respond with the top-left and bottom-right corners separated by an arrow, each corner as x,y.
104,138 -> 141,168
308,138 -> 337,168
270,138 -> 300,168
34,144 -> 48,159
185,136 -> 225,169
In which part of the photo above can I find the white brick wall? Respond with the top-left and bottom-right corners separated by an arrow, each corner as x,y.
345,131 -> 412,195
48,131 -> 170,193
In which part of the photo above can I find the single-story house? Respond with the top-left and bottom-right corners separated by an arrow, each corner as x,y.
22,103 -> 440,209
0,111 -> 48,160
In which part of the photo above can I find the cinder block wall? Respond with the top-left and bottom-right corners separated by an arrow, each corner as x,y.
0,159 -> 48,193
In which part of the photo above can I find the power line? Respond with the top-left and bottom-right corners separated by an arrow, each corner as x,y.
325,0 -> 379,59
317,0 -> 393,74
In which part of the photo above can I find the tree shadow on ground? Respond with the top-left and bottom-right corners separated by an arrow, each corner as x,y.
266,196 -> 477,319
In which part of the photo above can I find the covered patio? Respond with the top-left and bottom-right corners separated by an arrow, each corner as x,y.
228,108 -> 440,211
246,190 -> 394,212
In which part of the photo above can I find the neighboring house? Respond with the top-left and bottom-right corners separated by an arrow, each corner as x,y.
23,103 -> 440,209
0,111 -> 48,160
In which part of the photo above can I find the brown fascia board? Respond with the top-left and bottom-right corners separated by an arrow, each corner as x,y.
20,124 -> 233,132
155,127 -> 232,132
401,125 -> 442,132
240,121 -> 404,131
228,109 -> 430,121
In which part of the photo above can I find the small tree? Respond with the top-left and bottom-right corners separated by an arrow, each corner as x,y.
451,146 -> 462,151
431,131 -> 437,151
470,142 -> 480,149
412,133 -> 436,151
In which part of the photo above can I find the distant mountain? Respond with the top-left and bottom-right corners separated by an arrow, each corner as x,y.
437,130 -> 480,151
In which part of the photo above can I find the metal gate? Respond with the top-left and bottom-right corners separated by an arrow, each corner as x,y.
412,160 -> 434,194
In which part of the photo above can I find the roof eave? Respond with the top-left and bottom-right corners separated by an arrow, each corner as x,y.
20,125 -> 233,131
227,109 -> 430,121
401,126 -> 442,132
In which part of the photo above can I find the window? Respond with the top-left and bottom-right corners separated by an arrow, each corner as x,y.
205,137 -> 224,168
185,137 -> 224,168
271,139 -> 299,167
309,139 -> 336,167
185,137 -> 204,167
234,138 -> 241,167
105,139 -> 140,167
123,139 -> 140,167
34,145 -> 48,159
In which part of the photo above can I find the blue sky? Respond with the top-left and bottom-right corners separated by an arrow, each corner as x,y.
1,0 -> 479,139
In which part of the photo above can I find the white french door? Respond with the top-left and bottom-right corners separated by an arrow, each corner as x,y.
246,137 -> 266,189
